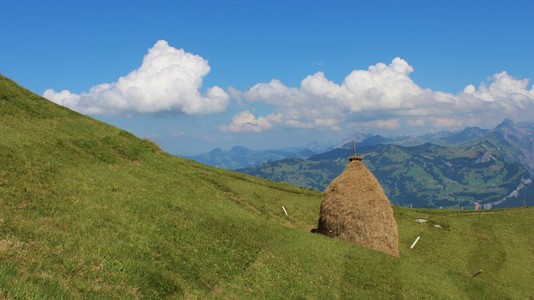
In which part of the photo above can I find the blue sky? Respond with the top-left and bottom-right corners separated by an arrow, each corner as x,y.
2,0 -> 534,155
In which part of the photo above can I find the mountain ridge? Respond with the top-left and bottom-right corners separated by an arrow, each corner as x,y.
187,145 -> 315,169
238,123 -> 534,209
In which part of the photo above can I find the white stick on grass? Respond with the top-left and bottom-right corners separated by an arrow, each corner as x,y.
282,206 -> 288,216
410,236 -> 421,249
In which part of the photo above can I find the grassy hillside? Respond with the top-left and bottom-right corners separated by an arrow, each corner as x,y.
1,74 -> 534,298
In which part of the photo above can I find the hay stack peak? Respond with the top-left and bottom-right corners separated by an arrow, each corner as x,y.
316,158 -> 399,256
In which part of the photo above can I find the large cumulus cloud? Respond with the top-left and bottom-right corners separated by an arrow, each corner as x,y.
44,40 -> 229,115
223,57 -> 534,132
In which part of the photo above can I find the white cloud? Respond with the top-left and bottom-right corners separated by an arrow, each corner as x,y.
43,40 -> 229,115
170,131 -> 186,138
43,46 -> 534,135
224,57 -> 534,133
370,119 -> 401,130
220,110 -> 275,132
464,71 -> 534,107
407,119 -> 425,127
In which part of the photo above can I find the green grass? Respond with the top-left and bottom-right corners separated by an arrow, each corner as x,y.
1,74 -> 534,298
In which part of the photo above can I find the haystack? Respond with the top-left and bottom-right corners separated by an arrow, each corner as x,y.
316,159 -> 399,256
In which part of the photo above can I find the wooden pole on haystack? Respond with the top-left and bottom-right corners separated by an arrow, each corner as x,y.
349,139 -> 363,162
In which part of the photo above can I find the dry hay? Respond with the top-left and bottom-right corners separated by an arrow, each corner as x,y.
316,160 -> 399,256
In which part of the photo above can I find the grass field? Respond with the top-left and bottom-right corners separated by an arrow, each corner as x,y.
1,74 -> 534,298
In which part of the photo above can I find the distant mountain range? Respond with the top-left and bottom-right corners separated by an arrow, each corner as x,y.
331,126 -> 492,149
187,145 -> 316,169
186,128 -> 493,171
234,120 -> 534,209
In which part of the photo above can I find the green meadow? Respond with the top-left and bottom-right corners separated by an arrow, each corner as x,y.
1,74 -> 533,298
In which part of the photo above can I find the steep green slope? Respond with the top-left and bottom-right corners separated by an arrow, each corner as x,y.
1,75 -> 534,298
